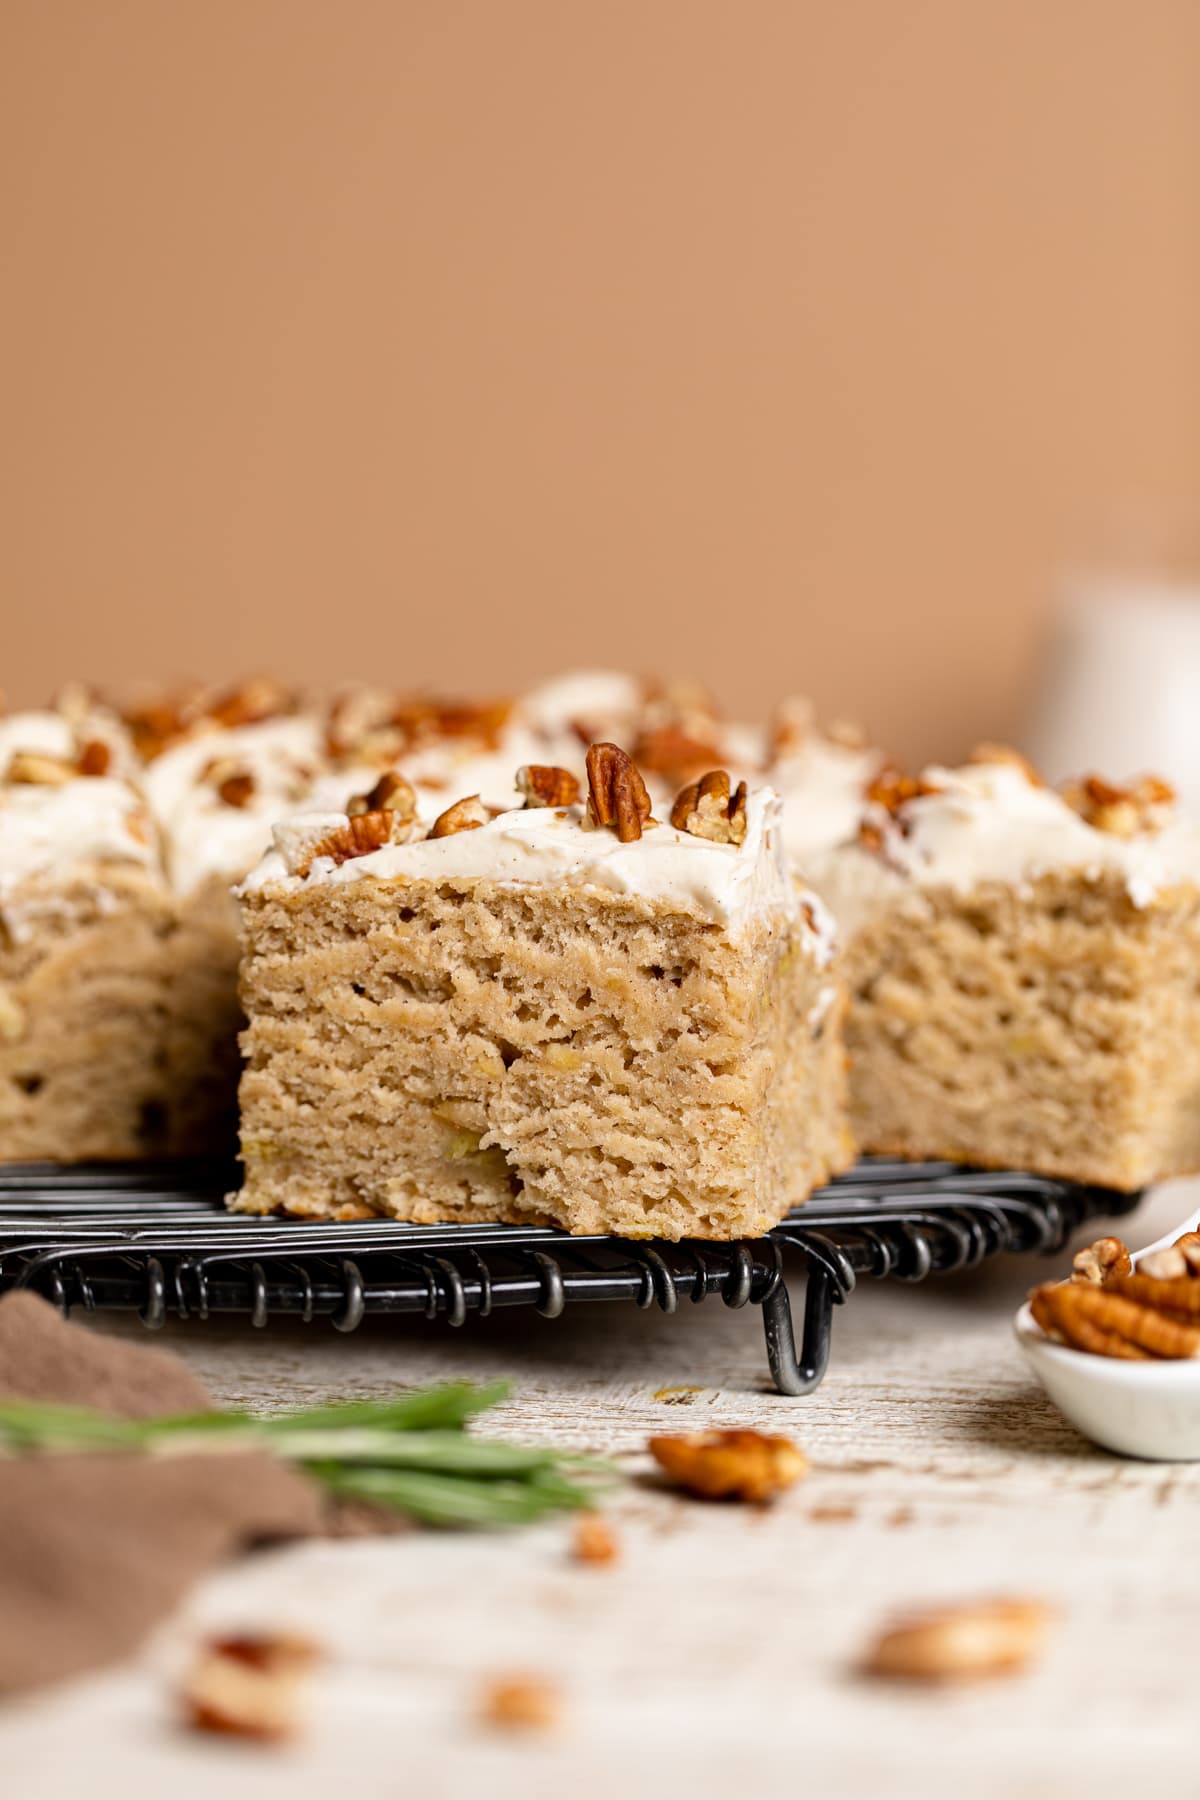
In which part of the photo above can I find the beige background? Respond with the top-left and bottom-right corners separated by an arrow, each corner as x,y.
1,0 -> 1197,763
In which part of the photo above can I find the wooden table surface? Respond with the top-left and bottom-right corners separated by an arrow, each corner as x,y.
2,1179 -> 1196,1800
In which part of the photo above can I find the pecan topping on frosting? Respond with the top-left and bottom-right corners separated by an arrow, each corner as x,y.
864,767 -> 943,815
517,765 -> 580,809
296,808 -> 418,875
429,794 -> 489,838
325,690 -> 512,763
632,725 -> 723,787
670,770 -> 748,845
1059,772 -> 1176,838
858,766 -> 943,853
347,769 -> 417,821
585,743 -> 653,842
207,677 -> 298,730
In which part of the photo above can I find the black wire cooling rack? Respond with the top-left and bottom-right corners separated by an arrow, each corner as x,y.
0,1159 -> 1142,1394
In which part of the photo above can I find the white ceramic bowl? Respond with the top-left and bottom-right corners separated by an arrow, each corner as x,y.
1014,1202 -> 1200,1461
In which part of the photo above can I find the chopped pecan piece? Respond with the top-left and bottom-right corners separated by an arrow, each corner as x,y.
298,809 -> 417,874
1060,772 -> 1176,838
429,794 -> 489,838
968,743 -> 1045,785
122,693 -> 200,760
585,743 -> 653,842
347,769 -> 417,820
571,1513 -> 619,1566
76,739 -> 112,777
864,766 -> 942,816
217,770 -> 256,809
181,1632 -> 319,1742
669,769 -> 748,846
632,725 -> 723,787
478,1674 -> 561,1732
1071,1236 -> 1132,1285
649,1428 -> 807,1503
207,677 -> 297,730
5,750 -> 75,786
517,764 -> 580,808
863,1598 -> 1052,1683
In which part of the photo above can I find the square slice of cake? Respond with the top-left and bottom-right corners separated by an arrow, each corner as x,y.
233,744 -> 851,1238
0,707 -> 179,1159
823,752 -> 1200,1190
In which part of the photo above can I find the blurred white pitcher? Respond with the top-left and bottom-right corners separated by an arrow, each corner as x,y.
1025,576 -> 1200,817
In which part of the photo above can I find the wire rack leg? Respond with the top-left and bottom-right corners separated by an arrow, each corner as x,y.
761,1265 -> 835,1396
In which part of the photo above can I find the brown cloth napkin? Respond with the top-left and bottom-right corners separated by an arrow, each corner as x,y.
0,1292 -> 325,1697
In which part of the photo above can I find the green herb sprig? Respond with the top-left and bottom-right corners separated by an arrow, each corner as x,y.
0,1380 -> 614,1529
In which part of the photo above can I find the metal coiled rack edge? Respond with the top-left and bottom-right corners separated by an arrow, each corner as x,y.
0,1159 -> 1142,1394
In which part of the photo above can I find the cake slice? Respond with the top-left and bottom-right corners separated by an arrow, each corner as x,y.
233,743 -> 851,1237
0,705 -> 178,1159
823,750 -> 1200,1189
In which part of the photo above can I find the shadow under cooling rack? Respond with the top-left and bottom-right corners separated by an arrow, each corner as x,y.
0,1159 -> 1142,1395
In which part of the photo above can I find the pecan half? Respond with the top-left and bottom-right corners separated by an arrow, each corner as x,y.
429,794 -> 489,838
1071,1236 -> 1132,1285
5,750 -> 75,786
669,769 -> 748,845
1030,1277 -> 1200,1358
585,743 -> 652,842
347,769 -> 417,820
517,764 -> 580,809
862,1598 -> 1052,1684
571,1513 -> 619,1566
648,1428 -> 807,1503
1060,772 -> 1176,838
181,1632 -> 319,1742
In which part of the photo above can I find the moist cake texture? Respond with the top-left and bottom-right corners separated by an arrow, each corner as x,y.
0,708 -> 179,1158
823,756 -> 1200,1190
233,748 -> 852,1237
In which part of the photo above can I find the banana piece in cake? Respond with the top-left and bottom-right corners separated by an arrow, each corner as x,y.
0,706 -> 176,1159
233,744 -> 851,1237
823,751 -> 1200,1190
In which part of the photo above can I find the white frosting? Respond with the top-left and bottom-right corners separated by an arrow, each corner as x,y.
242,785 -> 815,935
820,759 -> 1200,938
143,715 -> 326,893
0,777 -> 158,940
769,736 -> 883,869
517,670 -> 644,744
